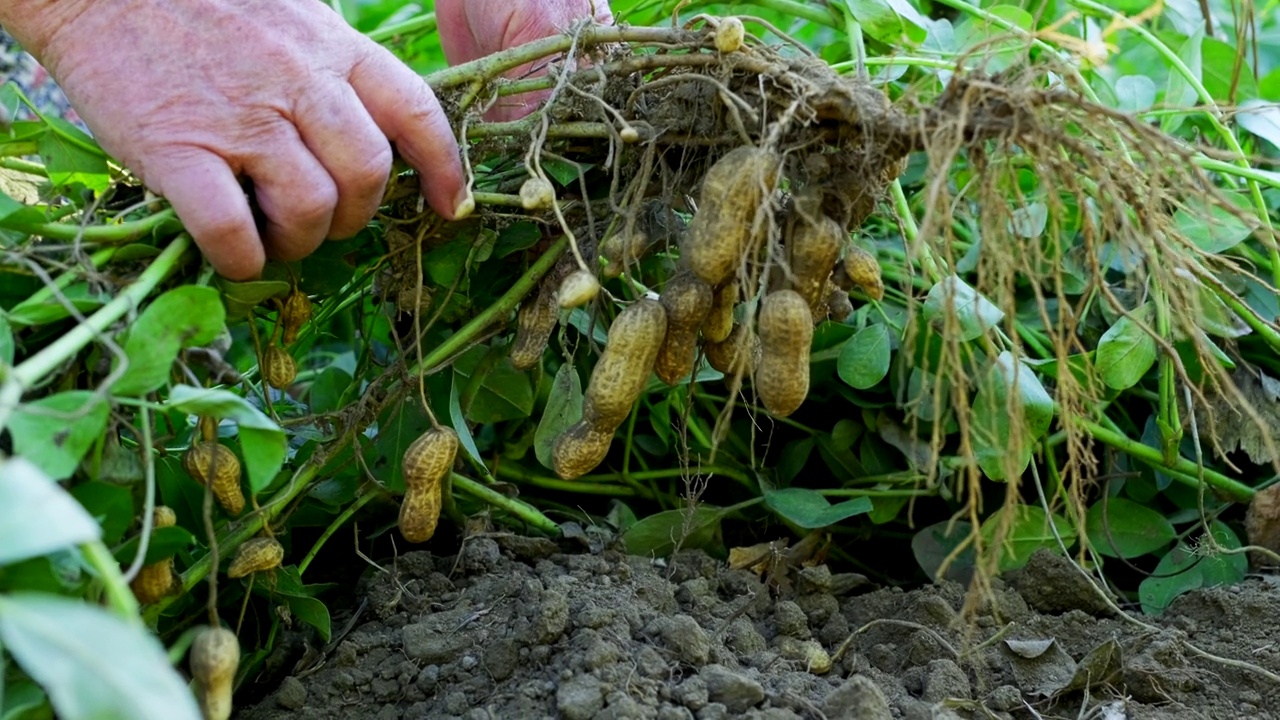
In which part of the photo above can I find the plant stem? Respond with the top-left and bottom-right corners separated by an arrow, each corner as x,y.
0,156 -> 47,176
2,208 -> 178,244
452,472 -> 559,535
1081,419 -> 1254,502
8,234 -> 192,390
365,12 -> 436,43
82,540 -> 142,625
7,246 -> 119,328
298,488 -> 378,576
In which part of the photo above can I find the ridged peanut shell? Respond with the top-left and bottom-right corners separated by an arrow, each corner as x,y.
756,290 -> 812,417
510,284 -> 558,370
600,230 -> 651,279
130,561 -> 178,605
788,213 -> 844,310
399,483 -> 443,543
402,427 -> 459,492
704,323 -> 759,377
684,147 -> 781,287
552,421 -> 615,480
583,299 -> 668,427
843,246 -> 884,301
261,345 -> 297,390
183,442 -> 245,516
702,281 -> 737,343
192,627 -> 240,720
280,289 -> 312,345
227,537 -> 284,579
655,274 -> 713,385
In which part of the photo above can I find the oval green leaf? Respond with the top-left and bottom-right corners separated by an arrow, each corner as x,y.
1085,496 -> 1175,559
764,488 -> 873,529
837,324 -> 892,390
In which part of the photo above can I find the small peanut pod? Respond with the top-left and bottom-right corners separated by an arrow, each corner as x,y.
842,246 -> 884,301
704,322 -> 759,377
183,442 -> 245,516
684,147 -> 781,287
399,427 -> 459,544
583,299 -> 668,427
551,420 -> 615,480
130,506 -> 178,605
701,281 -> 737,343
714,16 -> 746,53
520,176 -> 555,209
600,230 -> 651,279
787,212 -> 844,311
655,274 -> 714,385
191,627 -> 240,720
280,288 -> 312,345
756,290 -> 813,417
261,344 -> 297,390
822,280 -> 855,323
510,284 -> 559,370
227,536 -> 284,579
558,269 -> 601,309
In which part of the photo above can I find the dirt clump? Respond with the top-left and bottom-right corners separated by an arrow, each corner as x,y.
239,542 -> 1280,719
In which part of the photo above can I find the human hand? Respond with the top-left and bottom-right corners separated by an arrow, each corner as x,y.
7,0 -> 469,280
436,0 -> 614,121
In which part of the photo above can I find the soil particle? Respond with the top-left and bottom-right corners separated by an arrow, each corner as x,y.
240,543 -> 1280,720
1012,550 -> 1118,617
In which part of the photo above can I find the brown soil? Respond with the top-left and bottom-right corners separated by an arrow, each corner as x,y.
238,539 -> 1280,720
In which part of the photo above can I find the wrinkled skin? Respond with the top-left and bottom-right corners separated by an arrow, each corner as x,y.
3,0 -> 609,279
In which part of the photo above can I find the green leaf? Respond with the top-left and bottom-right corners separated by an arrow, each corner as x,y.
1009,201 -> 1047,238
448,373 -> 486,471
113,286 -> 227,396
0,458 -> 101,565
256,567 -> 332,641
215,278 -> 290,318
971,352 -> 1054,481
911,520 -> 974,583
953,5 -> 1034,73
1239,98 -> 1280,150
1174,195 -> 1258,253
535,363 -> 584,470
6,283 -> 107,327
371,400 -> 430,494
979,504 -> 1076,572
621,506 -> 723,557
453,346 -> 535,424
922,275 -> 1004,342
0,593 -> 201,720
1114,75 -> 1156,112
837,324 -> 892,390
493,221 -> 543,259
35,119 -> 110,194
1085,497 -> 1175,559
1139,521 -> 1247,615
68,483 -> 133,547
1095,305 -> 1158,390
1161,29 -> 1203,135
841,0 -> 927,44
9,391 -> 110,480
424,238 -> 472,286
0,679 -> 47,720
110,526 -> 196,566
165,385 -> 286,494
0,311 -> 13,364
1200,37 -> 1256,102
764,488 -> 873,529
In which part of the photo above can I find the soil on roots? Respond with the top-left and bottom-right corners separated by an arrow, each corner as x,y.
239,541 -> 1280,719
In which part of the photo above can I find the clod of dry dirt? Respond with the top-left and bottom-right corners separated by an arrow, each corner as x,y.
240,543 -> 1280,720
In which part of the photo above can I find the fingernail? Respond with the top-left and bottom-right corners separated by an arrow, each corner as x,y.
453,191 -> 475,220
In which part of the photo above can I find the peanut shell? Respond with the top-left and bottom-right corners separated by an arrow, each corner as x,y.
551,421 -> 615,480
183,442 -> 245,516
756,290 -> 813,417
227,536 -> 284,579
684,147 -> 781,287
510,284 -> 558,370
191,627 -> 240,720
655,274 -> 714,385
583,299 -> 668,427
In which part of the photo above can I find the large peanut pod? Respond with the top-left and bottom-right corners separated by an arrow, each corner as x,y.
510,284 -> 559,370
583,299 -> 667,427
227,536 -> 284,579
702,281 -> 737,343
183,442 -> 245,516
756,290 -> 813,417
788,213 -> 844,311
551,421 -> 615,480
684,147 -> 781,287
191,627 -> 240,720
655,274 -> 714,385
399,427 -> 458,544
280,288 -> 312,345
130,506 -> 178,605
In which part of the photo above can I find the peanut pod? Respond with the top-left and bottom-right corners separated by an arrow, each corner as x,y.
558,268 -> 601,309
280,288 -> 312,345
551,420 -> 615,480
684,146 -> 781,287
130,506 -> 178,605
704,322 -> 759,377
701,280 -> 737,343
787,210 -> 844,311
655,274 -> 714,385
399,427 -> 459,543
582,299 -> 668,427
183,441 -> 245,516
509,283 -> 559,370
227,536 -> 284,579
841,246 -> 884,301
756,290 -> 813,417
191,627 -> 240,720
261,344 -> 297,390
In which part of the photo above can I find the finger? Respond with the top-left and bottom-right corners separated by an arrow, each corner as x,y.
145,148 -> 265,280
242,126 -> 339,262
349,46 -> 469,220
294,84 -> 393,239
435,0 -> 480,65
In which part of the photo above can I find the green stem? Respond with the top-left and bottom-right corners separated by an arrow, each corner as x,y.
1081,419 -> 1254,502
365,12 -> 436,43
452,473 -> 559,535
0,156 -> 47,177
297,488 -> 378,576
6,246 -> 119,328
8,234 -> 191,390
0,142 -> 39,157
2,208 -> 178,245
83,540 -> 141,624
